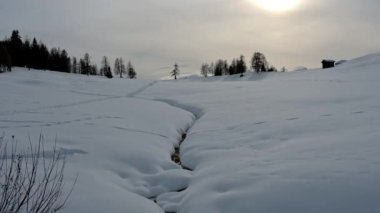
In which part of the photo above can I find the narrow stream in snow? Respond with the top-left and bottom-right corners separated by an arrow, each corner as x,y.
129,83 -> 204,213
150,99 -> 202,213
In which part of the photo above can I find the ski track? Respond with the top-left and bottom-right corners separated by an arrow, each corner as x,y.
112,126 -> 169,139
0,81 -> 158,117
1,78 -> 193,212
0,115 -> 124,129
3,78 -> 197,213
6,78 -> 372,213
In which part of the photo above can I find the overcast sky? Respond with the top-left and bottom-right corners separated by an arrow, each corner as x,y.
1,0 -> 379,78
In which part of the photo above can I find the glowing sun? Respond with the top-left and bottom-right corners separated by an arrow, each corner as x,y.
251,0 -> 301,12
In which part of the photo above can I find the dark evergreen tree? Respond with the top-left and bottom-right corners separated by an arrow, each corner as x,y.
268,65 -> 277,72
37,42 -> 49,70
203,55 -> 246,77
90,64 -> 98,75
60,50 -> 70,72
72,57 -> 78,74
30,38 -> 39,69
9,30 -> 23,66
0,44 -> 12,72
79,59 -> 85,74
23,38 -> 31,69
236,55 -> 247,74
105,67 -> 113,78
228,59 -> 237,75
49,47 -> 60,71
1,30 -> 74,73
214,60 -> 228,76
100,56 -> 110,76
127,61 -> 136,79
81,53 -> 91,75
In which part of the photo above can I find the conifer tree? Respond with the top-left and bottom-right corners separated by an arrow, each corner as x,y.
127,61 -> 136,79
79,59 -> 85,74
9,30 -> 23,66
82,53 -> 91,75
171,63 -> 180,80
38,42 -> 49,70
72,57 -> 78,74
228,59 -> 237,75
0,30 -> 75,73
60,49 -> 70,73
30,38 -> 39,69
100,56 -> 110,76
90,64 -> 98,75
268,65 -> 278,72
236,55 -> 247,74
23,38 -> 31,69
214,60 -> 228,76
105,66 -> 113,78
0,44 -> 11,72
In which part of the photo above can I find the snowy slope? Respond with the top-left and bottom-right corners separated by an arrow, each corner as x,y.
1,53 -> 380,213
0,70 -> 194,213
138,53 -> 380,213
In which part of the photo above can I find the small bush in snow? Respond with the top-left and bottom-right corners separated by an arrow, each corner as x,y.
0,135 -> 75,213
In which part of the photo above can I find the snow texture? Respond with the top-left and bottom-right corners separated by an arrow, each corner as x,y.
139,53 -> 380,213
1,53 -> 380,213
0,70 -> 194,213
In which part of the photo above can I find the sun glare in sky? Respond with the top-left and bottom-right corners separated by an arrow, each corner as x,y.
250,0 -> 301,13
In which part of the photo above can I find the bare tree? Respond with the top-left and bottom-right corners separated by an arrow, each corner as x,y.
171,63 -> 179,80
200,63 -> 209,78
114,58 -> 126,78
100,56 -> 110,76
251,52 -> 268,73
0,135 -> 75,213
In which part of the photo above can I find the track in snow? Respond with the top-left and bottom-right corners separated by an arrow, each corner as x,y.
0,81 -> 158,117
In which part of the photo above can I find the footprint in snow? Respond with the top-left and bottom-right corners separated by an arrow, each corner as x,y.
320,114 -> 332,117
352,111 -> 365,114
254,121 -> 266,125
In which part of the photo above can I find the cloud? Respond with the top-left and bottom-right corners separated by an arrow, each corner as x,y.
1,0 -> 379,78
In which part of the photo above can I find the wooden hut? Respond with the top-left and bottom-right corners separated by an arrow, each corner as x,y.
322,60 -> 335,69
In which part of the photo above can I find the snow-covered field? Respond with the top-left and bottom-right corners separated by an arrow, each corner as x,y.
1,53 -> 380,213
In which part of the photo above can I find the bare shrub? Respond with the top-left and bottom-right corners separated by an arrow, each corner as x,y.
0,135 -> 75,213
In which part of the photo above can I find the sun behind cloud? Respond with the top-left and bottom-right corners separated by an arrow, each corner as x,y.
249,0 -> 301,13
